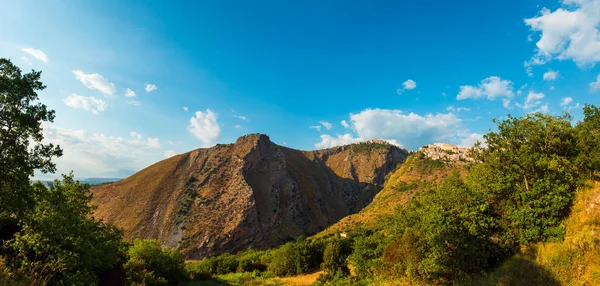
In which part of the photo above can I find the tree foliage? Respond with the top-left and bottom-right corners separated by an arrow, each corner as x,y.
124,239 -> 186,286
0,58 -> 62,218
469,113 -> 581,246
383,171 -> 502,282
576,104 -> 600,176
321,238 -> 352,276
6,175 -> 125,285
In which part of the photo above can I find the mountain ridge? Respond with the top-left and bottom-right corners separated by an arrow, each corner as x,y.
91,133 -> 410,258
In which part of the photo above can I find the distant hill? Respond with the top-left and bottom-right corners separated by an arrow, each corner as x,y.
38,177 -> 122,186
90,134 -> 409,259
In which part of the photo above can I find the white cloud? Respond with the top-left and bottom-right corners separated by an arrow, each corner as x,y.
517,91 -> 546,110
127,100 -> 141,106
543,69 -> 559,81
234,124 -> 242,129
550,86 -> 556,90
21,47 -> 48,63
315,134 -> 361,149
527,91 -> 545,102
458,133 -> 487,148
567,103 -> 582,111
234,115 -> 248,121
590,74 -> 600,90
130,131 -> 143,140
164,150 -> 177,158
124,88 -> 136,97
146,137 -> 161,149
561,96 -> 574,106
72,70 -> 116,96
126,131 -> 161,148
183,106 -> 189,112
145,83 -> 157,93
188,109 -> 220,147
63,93 -> 107,115
319,121 -> 333,130
316,109 -> 485,150
403,79 -> 417,90
446,106 -> 471,113
457,76 -> 514,101
503,98 -> 512,108
350,109 -> 462,148
41,125 -> 164,177
525,0 -> 600,66
397,79 -> 417,94
309,125 -> 322,132
340,120 -> 350,128
537,103 -> 550,114
457,85 -> 484,99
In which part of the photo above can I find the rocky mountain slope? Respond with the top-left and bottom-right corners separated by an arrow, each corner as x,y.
91,134 -> 409,259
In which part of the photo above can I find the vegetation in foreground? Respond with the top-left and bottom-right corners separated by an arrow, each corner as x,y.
1,57 -> 600,285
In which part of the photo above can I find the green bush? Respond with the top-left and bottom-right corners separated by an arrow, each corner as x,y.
383,172 -> 504,283
349,232 -> 387,277
236,250 -> 266,273
321,238 -> 352,276
265,238 -> 325,277
124,239 -> 187,286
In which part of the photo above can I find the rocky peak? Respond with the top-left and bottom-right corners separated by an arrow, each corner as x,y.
234,133 -> 272,147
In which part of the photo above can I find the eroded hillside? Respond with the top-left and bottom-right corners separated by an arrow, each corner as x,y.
91,134 -> 408,258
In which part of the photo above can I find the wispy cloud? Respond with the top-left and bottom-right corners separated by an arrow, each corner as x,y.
145,83 -> 158,93
21,47 -> 48,63
63,93 -> 107,114
72,70 -> 116,97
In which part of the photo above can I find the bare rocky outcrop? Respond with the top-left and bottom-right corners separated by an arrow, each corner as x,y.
91,134 -> 408,259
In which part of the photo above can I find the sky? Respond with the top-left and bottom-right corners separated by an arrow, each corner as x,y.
1,0 -> 600,178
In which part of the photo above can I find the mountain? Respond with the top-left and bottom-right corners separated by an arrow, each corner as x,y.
90,134 -> 409,259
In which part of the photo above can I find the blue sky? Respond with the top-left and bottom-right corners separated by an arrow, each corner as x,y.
2,0 -> 600,178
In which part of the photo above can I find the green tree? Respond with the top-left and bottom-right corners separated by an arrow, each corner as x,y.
321,238 -> 352,276
468,113 -> 582,246
576,104 -> 600,176
7,175 -> 125,285
124,239 -> 186,286
349,232 -> 386,277
0,58 -> 62,219
383,171 -> 501,282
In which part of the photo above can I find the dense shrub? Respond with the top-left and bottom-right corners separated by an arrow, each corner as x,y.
383,172 -> 503,283
321,238 -> 352,276
124,239 -> 186,286
266,238 -> 325,277
236,250 -> 266,273
349,232 -> 387,277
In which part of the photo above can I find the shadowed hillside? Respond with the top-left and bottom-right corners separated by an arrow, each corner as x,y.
91,134 -> 409,258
